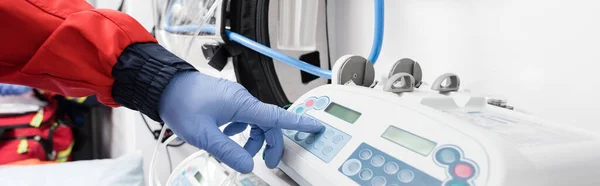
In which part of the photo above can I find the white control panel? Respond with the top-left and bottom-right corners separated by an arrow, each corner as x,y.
276,84 -> 600,186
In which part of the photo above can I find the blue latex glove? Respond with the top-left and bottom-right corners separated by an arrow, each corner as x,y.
158,72 -> 324,173
0,84 -> 32,96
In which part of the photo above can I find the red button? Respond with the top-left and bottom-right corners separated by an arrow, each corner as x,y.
454,164 -> 473,178
305,100 -> 315,107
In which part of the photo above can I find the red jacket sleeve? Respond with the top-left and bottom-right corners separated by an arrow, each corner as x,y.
0,0 -> 157,106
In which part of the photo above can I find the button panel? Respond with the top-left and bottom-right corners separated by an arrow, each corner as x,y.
283,116 -> 351,163
433,146 -> 479,186
339,143 -> 441,186
292,96 -> 331,115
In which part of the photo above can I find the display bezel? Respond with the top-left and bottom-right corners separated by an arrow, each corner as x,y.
324,102 -> 362,124
381,125 -> 437,156
194,171 -> 203,182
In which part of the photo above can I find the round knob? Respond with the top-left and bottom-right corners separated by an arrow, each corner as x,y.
332,55 -> 375,87
388,58 -> 423,88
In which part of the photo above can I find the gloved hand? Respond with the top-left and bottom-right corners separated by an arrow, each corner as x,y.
0,84 -> 32,96
158,71 -> 324,173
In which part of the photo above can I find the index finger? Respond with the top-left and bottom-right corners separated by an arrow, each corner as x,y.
232,101 -> 324,133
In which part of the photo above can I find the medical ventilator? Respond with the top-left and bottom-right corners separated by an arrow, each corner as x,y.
160,55 -> 600,186
269,56 -> 600,186
151,1 -> 600,185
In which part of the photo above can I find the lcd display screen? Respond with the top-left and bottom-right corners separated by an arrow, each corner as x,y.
381,126 -> 437,156
324,102 -> 361,124
194,171 -> 203,182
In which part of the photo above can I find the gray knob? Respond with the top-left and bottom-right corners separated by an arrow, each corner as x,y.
332,55 -> 375,87
383,73 -> 415,93
388,58 -> 422,88
431,73 -> 460,92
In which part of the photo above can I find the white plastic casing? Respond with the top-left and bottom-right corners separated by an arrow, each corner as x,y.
277,84 -> 600,186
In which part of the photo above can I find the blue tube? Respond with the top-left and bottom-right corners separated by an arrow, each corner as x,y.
163,25 -> 332,78
161,0 -> 385,79
368,0 -> 384,64
226,30 -> 333,79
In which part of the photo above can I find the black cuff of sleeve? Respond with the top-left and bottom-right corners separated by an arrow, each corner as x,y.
112,43 -> 196,122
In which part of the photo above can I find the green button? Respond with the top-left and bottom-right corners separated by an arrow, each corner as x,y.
448,182 -> 466,186
295,107 -> 305,114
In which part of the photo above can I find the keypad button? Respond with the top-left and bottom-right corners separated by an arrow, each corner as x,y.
371,176 -> 386,186
295,132 -> 309,141
398,169 -> 414,183
453,163 -> 474,179
294,106 -> 305,114
341,159 -> 362,176
436,147 -> 459,165
313,97 -> 330,110
359,169 -> 373,180
323,146 -> 334,155
340,143 -> 462,186
305,136 -> 316,144
305,99 -> 315,107
313,141 -> 324,150
446,180 -> 467,186
359,149 -> 372,160
333,135 -> 344,144
323,130 -> 334,139
371,155 -> 385,167
383,162 -> 399,174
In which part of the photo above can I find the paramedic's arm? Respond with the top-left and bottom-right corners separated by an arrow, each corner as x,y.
0,0 -> 325,173
0,0 -> 192,121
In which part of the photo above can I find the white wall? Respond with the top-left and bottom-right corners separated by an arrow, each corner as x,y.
329,0 -> 600,132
